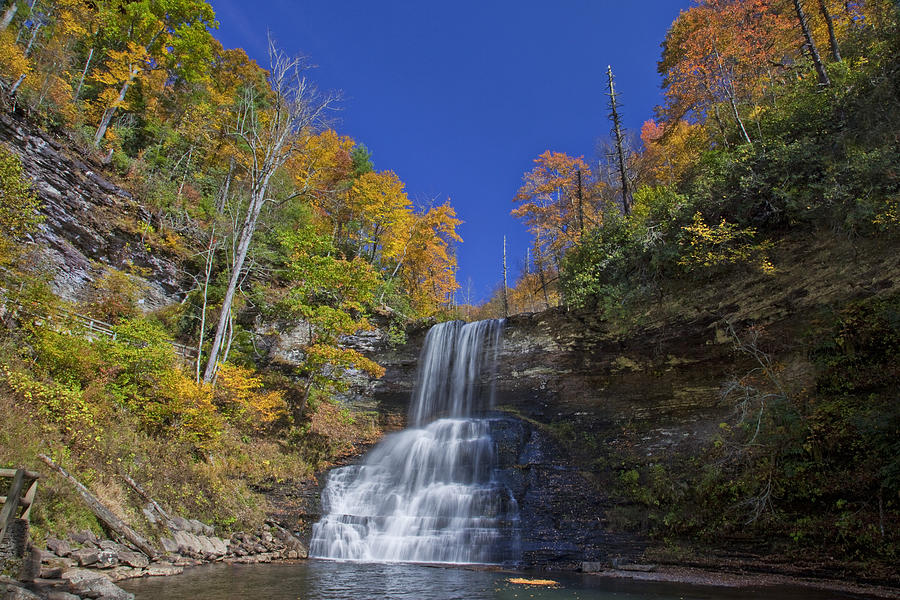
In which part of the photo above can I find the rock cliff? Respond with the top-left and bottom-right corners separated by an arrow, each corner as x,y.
0,112 -> 183,308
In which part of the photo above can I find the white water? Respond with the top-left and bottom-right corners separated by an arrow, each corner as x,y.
309,320 -> 519,565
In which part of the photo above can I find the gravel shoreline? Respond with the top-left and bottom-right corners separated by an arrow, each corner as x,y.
590,566 -> 900,599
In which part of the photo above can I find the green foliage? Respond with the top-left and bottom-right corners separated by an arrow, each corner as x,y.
611,305 -> 899,564
0,145 -> 42,263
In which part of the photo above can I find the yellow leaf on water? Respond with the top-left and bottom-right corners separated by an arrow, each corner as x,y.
507,577 -> 559,586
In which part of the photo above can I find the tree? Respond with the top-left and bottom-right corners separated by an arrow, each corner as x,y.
658,0 -> 796,144
0,146 -> 41,264
92,0 -> 217,147
607,65 -> 631,214
202,38 -> 336,382
512,150 -> 595,268
791,0 -> 830,86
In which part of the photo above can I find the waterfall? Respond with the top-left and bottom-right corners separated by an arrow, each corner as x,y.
309,319 -> 519,565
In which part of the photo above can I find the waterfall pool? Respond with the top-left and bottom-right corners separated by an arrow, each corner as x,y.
121,561 -> 869,599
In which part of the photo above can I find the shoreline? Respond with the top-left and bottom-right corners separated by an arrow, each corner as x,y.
586,565 -> 900,599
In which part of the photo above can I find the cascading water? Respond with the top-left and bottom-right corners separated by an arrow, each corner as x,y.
309,319 -> 519,565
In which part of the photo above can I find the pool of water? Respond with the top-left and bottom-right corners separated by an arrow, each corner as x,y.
120,560 -> 867,600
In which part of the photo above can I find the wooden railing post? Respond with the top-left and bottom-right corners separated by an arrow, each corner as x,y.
0,469 -> 26,543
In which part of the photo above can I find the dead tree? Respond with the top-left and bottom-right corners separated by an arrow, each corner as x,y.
203,38 -> 335,382
606,65 -> 631,215
793,0 -> 831,86
502,236 -> 509,318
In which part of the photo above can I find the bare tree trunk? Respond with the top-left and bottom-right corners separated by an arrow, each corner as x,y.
22,20 -> 40,57
195,227 -> 216,382
502,236 -> 509,317
202,191 -> 265,381
818,0 -> 842,62
73,47 -> 93,101
94,71 -> 136,147
576,169 -> 585,237
793,0 -> 831,86
606,65 -> 631,215
202,38 -> 334,382
536,243 -> 550,309
38,454 -> 158,558
712,45 -> 753,144
0,3 -> 17,31
7,73 -> 25,97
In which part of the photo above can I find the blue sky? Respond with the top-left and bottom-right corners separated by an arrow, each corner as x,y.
208,1 -> 689,303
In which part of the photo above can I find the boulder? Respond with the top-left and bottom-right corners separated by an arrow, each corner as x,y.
69,548 -> 99,567
61,569 -> 134,600
187,520 -> 205,535
46,592 -> 81,600
117,551 -> 149,569
45,539 -> 72,557
158,538 -> 179,554
40,566 -> 65,579
169,517 -> 192,532
95,550 -> 119,569
69,531 -> 98,546
144,564 -> 183,577
2,583 -> 41,600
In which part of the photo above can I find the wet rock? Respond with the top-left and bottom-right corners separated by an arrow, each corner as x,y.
144,565 -> 183,577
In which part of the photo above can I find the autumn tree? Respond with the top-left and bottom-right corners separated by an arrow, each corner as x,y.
202,39 -> 336,382
512,151 -> 596,269
658,0 -> 796,145
91,0 -> 217,147
639,118 -> 707,186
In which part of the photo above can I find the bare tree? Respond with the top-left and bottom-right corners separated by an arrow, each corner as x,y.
202,38 -> 336,382
607,65 -> 632,215
792,0 -> 831,86
818,0 -> 841,63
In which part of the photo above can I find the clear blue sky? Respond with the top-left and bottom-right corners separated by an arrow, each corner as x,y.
208,0 -> 689,303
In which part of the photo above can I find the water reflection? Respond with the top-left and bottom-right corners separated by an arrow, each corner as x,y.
122,561 -> 861,600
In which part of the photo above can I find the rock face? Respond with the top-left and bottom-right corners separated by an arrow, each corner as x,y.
348,236 -> 900,570
0,111 -> 182,308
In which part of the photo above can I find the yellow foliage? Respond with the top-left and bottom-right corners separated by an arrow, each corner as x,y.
0,362 -> 99,449
678,212 -> 774,274
0,30 -> 29,83
215,363 -> 288,431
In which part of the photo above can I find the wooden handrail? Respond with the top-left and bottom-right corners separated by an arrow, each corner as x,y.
1,289 -> 198,359
0,468 -> 40,542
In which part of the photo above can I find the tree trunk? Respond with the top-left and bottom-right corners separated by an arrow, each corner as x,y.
536,243 -> 550,309
202,191 -> 265,382
38,454 -> 157,558
576,170 -> 585,237
793,0 -> 831,86
818,0 -> 842,62
0,3 -> 16,31
502,236 -> 509,317
606,65 -> 631,215
94,71 -> 135,147
73,47 -> 93,101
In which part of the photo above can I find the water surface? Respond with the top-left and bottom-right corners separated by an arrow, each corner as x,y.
122,561 -> 867,600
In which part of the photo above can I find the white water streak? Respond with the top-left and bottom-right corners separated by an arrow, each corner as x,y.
310,320 -> 518,565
